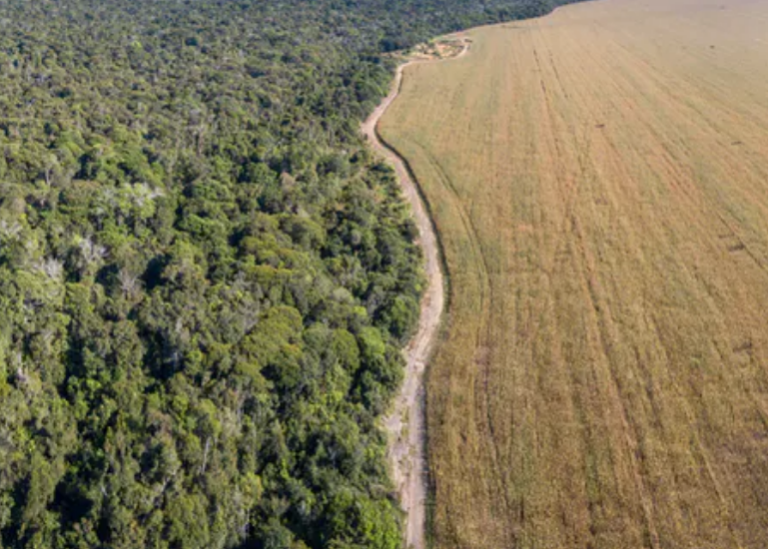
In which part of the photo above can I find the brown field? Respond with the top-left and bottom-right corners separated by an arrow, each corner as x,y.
378,0 -> 768,546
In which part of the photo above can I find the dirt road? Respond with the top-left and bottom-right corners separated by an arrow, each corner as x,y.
361,39 -> 466,549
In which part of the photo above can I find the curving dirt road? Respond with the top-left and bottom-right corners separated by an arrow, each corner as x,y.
361,38 -> 467,549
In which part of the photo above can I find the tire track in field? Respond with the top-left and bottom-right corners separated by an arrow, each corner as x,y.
648,315 -> 745,549
534,21 -> 747,545
595,33 -> 756,547
570,208 -> 662,549
532,27 -> 663,545
417,145 -> 517,545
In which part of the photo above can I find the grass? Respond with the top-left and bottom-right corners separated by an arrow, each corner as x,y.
379,0 -> 768,546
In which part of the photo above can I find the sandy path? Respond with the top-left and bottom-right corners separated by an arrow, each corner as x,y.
361,39 -> 466,549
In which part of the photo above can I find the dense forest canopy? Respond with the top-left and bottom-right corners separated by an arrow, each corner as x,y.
0,0 -> 574,547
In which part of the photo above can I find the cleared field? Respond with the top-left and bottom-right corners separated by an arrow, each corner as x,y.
378,0 -> 768,547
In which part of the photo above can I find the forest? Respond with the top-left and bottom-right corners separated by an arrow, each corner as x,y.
0,0 -> 571,547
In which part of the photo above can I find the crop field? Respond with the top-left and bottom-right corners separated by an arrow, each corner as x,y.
378,0 -> 768,546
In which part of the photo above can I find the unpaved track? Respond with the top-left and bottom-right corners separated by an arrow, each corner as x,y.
361,40 -> 466,549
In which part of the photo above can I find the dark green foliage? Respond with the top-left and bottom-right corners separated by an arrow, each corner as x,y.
0,0 -> 574,547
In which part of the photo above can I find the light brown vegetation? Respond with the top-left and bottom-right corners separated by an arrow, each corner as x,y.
379,0 -> 768,546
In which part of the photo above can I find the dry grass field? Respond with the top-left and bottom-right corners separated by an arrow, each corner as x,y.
378,0 -> 768,546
